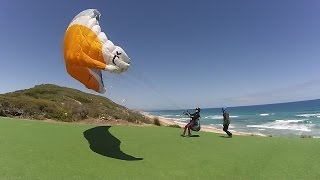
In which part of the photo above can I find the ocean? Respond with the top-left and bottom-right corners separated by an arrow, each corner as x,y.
146,99 -> 320,137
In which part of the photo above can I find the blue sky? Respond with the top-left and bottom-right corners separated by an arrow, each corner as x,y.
0,0 -> 319,110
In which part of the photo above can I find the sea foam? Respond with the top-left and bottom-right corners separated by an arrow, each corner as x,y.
296,113 -> 320,118
247,119 -> 312,132
204,115 -> 239,119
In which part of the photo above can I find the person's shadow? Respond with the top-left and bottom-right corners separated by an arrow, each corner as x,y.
83,126 -> 143,161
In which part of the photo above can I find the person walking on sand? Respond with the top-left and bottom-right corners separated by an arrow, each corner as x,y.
222,108 -> 232,137
181,107 -> 201,137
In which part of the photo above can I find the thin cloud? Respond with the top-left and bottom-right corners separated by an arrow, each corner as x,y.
223,78 -> 320,106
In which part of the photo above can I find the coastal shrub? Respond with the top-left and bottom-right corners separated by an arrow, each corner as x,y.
143,117 -> 153,124
114,114 -> 121,120
0,110 -> 7,117
0,84 -> 154,124
35,89 -> 57,95
168,124 -> 181,128
37,102 -> 48,112
72,96 -> 91,104
1,101 -> 10,108
24,91 -> 37,97
300,134 -> 313,138
153,117 -> 161,126
79,109 -> 89,119
125,116 -> 134,122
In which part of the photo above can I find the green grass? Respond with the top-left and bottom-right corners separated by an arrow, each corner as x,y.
0,117 -> 320,180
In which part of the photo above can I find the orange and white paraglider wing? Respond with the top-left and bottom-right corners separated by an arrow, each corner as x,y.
63,9 -> 130,93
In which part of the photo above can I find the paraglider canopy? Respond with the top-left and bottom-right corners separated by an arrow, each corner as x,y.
63,9 -> 130,93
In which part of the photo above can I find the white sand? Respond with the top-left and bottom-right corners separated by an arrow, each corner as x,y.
142,112 -> 268,137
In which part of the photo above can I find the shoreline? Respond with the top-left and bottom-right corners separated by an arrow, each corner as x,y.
142,112 -> 269,137
2,115 -> 316,138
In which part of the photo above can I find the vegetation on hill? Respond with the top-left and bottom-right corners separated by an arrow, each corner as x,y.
0,84 -> 152,124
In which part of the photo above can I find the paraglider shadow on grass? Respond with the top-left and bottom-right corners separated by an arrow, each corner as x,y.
189,135 -> 200,137
83,126 -> 143,161
219,135 -> 232,138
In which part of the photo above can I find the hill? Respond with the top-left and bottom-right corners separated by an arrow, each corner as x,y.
0,84 -> 152,124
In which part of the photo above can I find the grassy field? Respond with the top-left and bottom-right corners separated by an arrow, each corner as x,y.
0,117 -> 319,180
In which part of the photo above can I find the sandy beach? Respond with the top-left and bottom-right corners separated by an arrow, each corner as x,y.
142,112 -> 268,137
